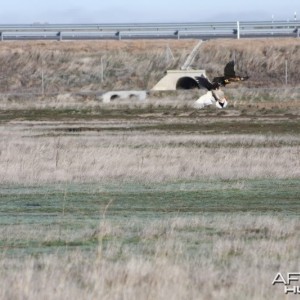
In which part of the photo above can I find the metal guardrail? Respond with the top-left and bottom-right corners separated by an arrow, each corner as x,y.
0,21 -> 299,41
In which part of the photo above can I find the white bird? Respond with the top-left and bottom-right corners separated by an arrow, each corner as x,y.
193,61 -> 249,109
193,77 -> 227,109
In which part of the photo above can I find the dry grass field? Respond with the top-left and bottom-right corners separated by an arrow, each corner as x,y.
0,38 -> 299,93
0,39 -> 300,299
1,117 -> 300,184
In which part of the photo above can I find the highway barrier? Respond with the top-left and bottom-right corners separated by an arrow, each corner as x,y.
0,21 -> 299,41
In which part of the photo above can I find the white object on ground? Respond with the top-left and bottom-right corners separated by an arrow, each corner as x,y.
194,91 -> 227,109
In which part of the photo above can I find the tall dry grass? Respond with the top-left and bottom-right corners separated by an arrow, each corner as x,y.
0,90 -> 299,299
193,38 -> 300,87
0,39 -> 299,94
1,215 -> 299,300
1,123 -> 299,184
0,86 -> 299,111
0,40 -> 192,93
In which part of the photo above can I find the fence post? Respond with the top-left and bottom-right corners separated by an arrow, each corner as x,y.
0,32 -> 3,41
236,21 -> 240,39
116,31 -> 122,40
285,59 -> 288,85
100,57 -> 104,83
57,32 -> 63,41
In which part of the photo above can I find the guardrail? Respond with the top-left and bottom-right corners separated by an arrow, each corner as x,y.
0,21 -> 299,41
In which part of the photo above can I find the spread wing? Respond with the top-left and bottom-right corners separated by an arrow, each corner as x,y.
198,61 -> 249,89
212,76 -> 226,86
195,76 -> 219,90
224,60 -> 235,78
211,61 -> 236,86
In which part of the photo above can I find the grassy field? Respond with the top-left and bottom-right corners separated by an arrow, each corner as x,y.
1,180 -> 300,299
0,38 -> 299,94
0,92 -> 299,299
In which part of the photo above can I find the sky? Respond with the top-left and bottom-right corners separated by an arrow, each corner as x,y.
0,0 -> 299,24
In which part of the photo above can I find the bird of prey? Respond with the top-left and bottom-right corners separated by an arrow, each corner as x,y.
211,60 -> 249,86
196,60 -> 249,89
194,61 -> 249,109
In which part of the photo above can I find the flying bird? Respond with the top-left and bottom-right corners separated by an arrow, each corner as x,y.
194,61 -> 249,109
212,60 -> 249,86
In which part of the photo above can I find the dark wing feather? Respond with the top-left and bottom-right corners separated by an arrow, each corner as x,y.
224,61 -> 235,78
195,76 -> 214,90
212,76 -> 226,86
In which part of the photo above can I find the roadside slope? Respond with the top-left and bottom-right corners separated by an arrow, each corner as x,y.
0,38 -> 299,94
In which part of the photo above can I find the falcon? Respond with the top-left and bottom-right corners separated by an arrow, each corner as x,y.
211,60 -> 249,86
194,61 -> 249,109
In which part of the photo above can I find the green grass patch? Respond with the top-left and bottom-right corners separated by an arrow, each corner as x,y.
1,179 -> 299,256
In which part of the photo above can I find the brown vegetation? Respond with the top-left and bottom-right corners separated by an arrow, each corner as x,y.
1,120 -> 299,184
0,38 -> 299,94
0,38 -> 299,300
1,214 -> 299,300
193,38 -> 300,87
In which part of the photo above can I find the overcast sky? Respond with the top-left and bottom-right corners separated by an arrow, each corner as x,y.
0,0 -> 298,24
